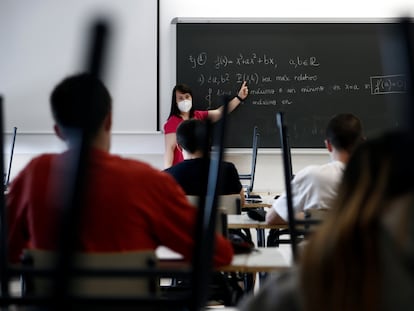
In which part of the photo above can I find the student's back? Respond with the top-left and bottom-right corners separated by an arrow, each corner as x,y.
165,157 -> 241,196
164,119 -> 243,199
7,73 -> 233,267
267,113 -> 364,225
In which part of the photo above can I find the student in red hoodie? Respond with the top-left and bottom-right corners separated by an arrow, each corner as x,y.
7,73 -> 233,267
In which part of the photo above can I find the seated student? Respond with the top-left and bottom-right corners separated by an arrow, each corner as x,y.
7,73 -> 233,267
266,113 -> 364,225
238,130 -> 414,311
164,118 -> 251,304
164,119 -> 244,206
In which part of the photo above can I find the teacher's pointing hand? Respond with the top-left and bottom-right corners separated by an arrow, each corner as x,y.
237,81 -> 249,101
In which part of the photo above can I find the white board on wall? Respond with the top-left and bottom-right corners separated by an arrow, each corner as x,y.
0,0 -> 158,134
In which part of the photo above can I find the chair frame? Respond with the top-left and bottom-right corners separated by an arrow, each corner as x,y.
239,126 -> 260,196
20,249 -> 159,298
276,112 -> 323,262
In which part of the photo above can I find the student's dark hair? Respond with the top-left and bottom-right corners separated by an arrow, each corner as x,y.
301,130 -> 414,311
50,73 -> 111,138
168,83 -> 195,118
176,119 -> 209,154
325,113 -> 363,153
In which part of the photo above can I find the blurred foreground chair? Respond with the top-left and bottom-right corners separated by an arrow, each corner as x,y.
185,194 -> 252,302
275,111 -> 325,261
19,249 -> 165,311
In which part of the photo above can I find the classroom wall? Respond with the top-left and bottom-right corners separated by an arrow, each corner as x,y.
2,0 -> 414,193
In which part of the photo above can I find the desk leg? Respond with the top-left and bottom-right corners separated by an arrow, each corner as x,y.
243,273 -> 255,293
256,228 -> 265,247
258,271 -> 268,287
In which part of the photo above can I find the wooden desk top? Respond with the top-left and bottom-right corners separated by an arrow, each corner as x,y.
243,202 -> 272,209
227,214 -> 288,230
219,247 -> 291,273
242,194 -> 275,209
156,246 -> 292,273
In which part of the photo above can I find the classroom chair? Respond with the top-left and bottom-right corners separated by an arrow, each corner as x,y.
276,111 -> 324,261
238,126 -> 260,197
186,194 -> 241,235
20,249 -> 161,310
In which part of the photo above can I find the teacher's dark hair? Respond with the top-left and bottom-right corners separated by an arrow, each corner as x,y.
168,83 -> 195,118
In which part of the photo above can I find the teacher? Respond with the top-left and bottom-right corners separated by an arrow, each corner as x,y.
163,81 -> 249,168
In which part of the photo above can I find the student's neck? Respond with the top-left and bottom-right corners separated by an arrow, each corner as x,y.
92,139 -> 110,152
68,132 -> 110,152
331,149 -> 350,164
183,150 -> 203,160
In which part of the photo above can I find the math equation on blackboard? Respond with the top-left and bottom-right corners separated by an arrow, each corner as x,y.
184,52 -> 407,107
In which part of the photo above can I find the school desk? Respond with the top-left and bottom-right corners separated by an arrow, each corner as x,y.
227,213 -> 288,247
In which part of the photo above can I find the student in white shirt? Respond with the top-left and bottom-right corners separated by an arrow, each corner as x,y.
266,113 -> 364,225
239,130 -> 414,311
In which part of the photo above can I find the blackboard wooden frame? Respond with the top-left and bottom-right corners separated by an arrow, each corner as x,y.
174,18 -> 412,148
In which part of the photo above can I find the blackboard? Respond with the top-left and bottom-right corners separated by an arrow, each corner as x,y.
176,21 -> 412,148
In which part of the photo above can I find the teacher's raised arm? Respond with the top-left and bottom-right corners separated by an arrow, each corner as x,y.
163,82 -> 248,168
207,81 -> 249,122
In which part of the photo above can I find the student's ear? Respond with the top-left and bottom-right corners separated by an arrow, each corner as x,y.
324,139 -> 333,152
54,124 -> 66,141
103,113 -> 112,132
176,143 -> 183,153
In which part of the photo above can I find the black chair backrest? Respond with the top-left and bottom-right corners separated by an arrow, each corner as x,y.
4,126 -> 17,189
276,112 -> 326,261
248,126 -> 259,194
190,97 -> 230,311
276,112 -> 298,261
239,126 -> 260,195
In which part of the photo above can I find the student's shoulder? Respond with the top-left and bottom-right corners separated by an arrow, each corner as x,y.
295,161 -> 343,184
314,161 -> 344,175
114,155 -> 161,173
294,164 -> 320,179
24,153 -> 57,169
117,157 -> 182,188
164,160 -> 196,178
10,153 -> 57,185
297,161 -> 341,175
222,160 -> 239,172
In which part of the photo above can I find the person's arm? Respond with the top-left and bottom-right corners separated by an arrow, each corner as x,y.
239,188 -> 245,208
208,81 -> 249,122
266,207 -> 288,225
164,132 -> 177,168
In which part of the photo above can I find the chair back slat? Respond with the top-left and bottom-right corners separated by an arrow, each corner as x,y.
21,249 -> 159,298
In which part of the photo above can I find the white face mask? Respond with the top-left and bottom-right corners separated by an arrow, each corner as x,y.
177,99 -> 192,113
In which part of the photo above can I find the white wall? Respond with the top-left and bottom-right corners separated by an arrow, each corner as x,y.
1,0 -> 159,148
2,0 -> 414,193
